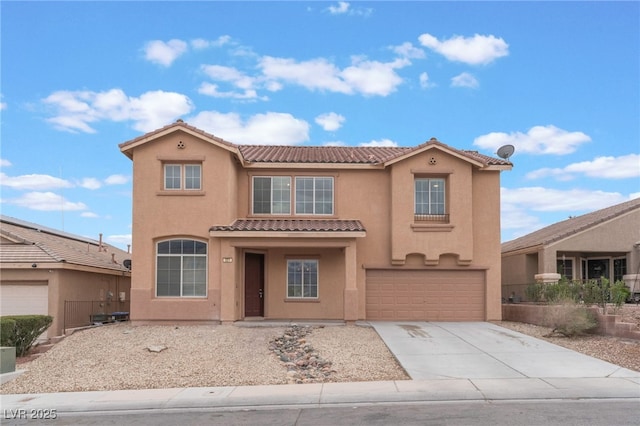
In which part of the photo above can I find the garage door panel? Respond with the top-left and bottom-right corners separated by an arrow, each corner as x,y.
366,270 -> 485,321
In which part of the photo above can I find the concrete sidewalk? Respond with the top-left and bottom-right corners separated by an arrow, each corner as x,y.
1,322 -> 639,414
1,376 -> 640,414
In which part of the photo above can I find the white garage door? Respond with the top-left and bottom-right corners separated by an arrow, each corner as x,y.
366,270 -> 485,321
1,282 -> 48,316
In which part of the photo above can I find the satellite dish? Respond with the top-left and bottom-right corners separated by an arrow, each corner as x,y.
497,144 -> 515,160
123,259 -> 132,270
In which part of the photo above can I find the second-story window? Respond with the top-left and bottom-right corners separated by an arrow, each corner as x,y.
295,177 -> 334,215
164,164 -> 201,190
415,178 -> 446,220
253,176 -> 291,214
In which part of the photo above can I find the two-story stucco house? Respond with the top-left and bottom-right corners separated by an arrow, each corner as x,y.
119,120 -> 512,324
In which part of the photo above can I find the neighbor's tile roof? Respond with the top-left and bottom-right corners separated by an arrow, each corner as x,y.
0,216 -> 131,272
120,120 -> 512,167
501,198 -> 640,253
211,219 -> 366,233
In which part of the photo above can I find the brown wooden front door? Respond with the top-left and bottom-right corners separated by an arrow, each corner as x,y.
244,252 -> 264,317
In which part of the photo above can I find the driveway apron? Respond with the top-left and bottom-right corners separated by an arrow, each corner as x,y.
369,321 -> 640,380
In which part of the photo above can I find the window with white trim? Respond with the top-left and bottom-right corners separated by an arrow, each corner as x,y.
156,239 -> 207,297
287,259 -> 318,298
252,176 -> 291,214
295,177 -> 333,215
164,164 -> 201,190
414,178 -> 446,220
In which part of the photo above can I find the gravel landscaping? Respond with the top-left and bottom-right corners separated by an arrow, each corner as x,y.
2,305 -> 638,395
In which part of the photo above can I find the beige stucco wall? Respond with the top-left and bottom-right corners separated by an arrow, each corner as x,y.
129,130 -> 238,323
125,129 -> 506,323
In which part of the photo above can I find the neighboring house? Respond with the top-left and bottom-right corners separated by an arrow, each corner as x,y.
0,216 -> 132,338
119,120 -> 512,324
501,198 -> 640,301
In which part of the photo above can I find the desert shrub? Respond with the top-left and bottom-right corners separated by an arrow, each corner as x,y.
542,300 -> 597,337
543,279 -> 583,303
610,280 -> 630,311
525,283 -> 544,302
0,315 -> 53,356
582,279 -> 609,309
0,318 -> 17,346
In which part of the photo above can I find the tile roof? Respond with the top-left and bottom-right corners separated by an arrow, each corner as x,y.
120,120 -> 512,168
238,145 -> 411,164
0,216 -> 131,272
210,219 -> 366,233
501,197 -> 640,253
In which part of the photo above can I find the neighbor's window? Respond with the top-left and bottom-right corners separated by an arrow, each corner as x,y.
295,177 -> 334,215
415,178 -> 446,220
164,164 -> 201,190
287,259 -> 318,298
613,258 -> 627,282
253,176 -> 291,214
156,239 -> 207,297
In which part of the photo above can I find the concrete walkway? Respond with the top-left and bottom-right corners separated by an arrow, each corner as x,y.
1,322 -> 639,413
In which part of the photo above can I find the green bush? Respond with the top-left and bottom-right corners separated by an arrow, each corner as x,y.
525,283 -> 544,302
0,318 -> 17,346
610,280 -> 630,311
543,300 -> 597,337
0,315 -> 53,356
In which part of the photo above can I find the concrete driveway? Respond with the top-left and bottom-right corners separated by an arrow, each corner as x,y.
369,321 -> 640,380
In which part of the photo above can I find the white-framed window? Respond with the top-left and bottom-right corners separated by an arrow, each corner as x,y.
252,176 -> 291,214
415,178 -> 446,219
295,177 -> 334,215
156,239 -> 207,297
287,259 -> 318,299
164,164 -> 201,190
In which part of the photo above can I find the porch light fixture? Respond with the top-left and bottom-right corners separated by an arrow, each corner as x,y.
222,257 -> 233,263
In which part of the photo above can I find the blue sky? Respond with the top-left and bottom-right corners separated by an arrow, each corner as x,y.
1,1 -> 639,250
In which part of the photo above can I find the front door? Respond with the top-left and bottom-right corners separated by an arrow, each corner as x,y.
244,252 -> 264,317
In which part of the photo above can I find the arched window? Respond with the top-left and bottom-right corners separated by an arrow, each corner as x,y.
156,239 -> 207,297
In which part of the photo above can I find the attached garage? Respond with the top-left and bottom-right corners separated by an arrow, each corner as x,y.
0,281 -> 49,316
366,269 -> 486,321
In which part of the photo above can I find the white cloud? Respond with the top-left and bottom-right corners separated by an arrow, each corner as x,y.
474,125 -> 591,155
201,65 -> 256,90
527,154 -> 640,181
6,191 -> 87,211
0,172 -> 72,190
328,1 -> 350,14
144,39 -> 188,67
191,35 -> 231,50
81,212 -> 99,218
315,112 -> 345,132
104,174 -> 129,185
418,33 -> 509,65
502,187 -> 627,213
79,178 -> 102,190
323,141 -> 346,147
259,55 -> 406,97
189,111 -> 310,145
419,72 -> 435,89
359,139 -> 398,147
391,42 -> 425,60
43,89 -> 194,133
198,83 -> 261,100
326,2 -> 371,16
108,234 -> 132,247
0,102 -> 6,110
0,159 -> 12,167
451,72 -> 479,89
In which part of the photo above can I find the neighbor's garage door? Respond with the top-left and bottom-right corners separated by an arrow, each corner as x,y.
1,281 -> 49,316
366,270 -> 485,321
